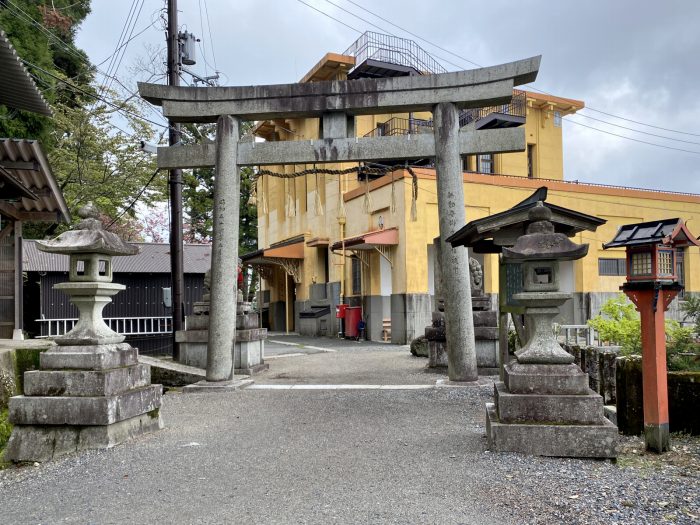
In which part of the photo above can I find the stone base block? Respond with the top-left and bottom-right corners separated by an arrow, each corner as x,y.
485,403 -> 618,458
237,313 -> 259,330
236,362 -> 269,376
473,310 -> 497,327
9,385 -> 162,426
428,340 -> 447,368
474,327 -> 498,339
471,296 -> 491,311
182,377 -> 253,393
176,328 -> 267,344
494,382 -> 604,424
504,362 -> 589,395
4,411 -> 163,463
179,341 -> 207,369
40,343 -> 138,371
186,315 -> 209,330
476,340 -> 498,368
23,364 -> 151,397
236,339 -> 264,370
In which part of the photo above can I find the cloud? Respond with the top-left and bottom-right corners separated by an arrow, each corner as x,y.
75,0 -> 700,194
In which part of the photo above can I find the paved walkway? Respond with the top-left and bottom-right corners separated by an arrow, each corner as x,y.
2,336 -> 698,524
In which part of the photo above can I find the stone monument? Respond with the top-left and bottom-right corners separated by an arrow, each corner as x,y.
483,203 -> 618,457
426,239 -> 498,373
5,203 -> 163,462
176,269 -> 268,375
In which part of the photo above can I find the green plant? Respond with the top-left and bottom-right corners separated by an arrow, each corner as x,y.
0,409 -> 12,455
666,321 -> 700,371
589,294 -> 699,370
680,295 -> 700,337
588,294 -> 641,355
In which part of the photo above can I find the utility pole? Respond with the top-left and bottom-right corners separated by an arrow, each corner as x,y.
167,0 -> 184,360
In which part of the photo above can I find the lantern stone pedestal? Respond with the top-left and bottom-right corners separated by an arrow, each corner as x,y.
4,204 -> 163,462
482,203 -> 618,458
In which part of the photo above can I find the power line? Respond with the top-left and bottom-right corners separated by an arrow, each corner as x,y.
568,112 -> 700,147
202,0 -> 218,72
562,118 -> 700,156
107,167 -> 163,229
295,0 -> 362,33
21,59 -> 181,135
583,107 -> 700,138
326,0 -> 700,140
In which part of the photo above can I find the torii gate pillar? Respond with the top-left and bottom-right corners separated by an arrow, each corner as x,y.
434,102 -> 477,382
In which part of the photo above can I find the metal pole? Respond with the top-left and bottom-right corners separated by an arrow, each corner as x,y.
167,0 -> 184,361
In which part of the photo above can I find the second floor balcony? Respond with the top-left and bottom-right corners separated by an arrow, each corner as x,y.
364,90 -> 527,138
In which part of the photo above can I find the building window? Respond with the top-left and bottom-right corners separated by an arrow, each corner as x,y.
527,145 -> 535,178
478,154 -> 493,174
554,111 -> 562,127
352,257 -> 362,295
598,258 -> 626,276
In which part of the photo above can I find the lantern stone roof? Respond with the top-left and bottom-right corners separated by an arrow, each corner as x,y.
603,218 -> 700,249
502,203 -> 589,262
35,202 -> 139,257
447,186 -> 605,252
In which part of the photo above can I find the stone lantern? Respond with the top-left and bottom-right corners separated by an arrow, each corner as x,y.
484,202 -> 618,457
604,218 -> 699,452
5,203 -> 163,462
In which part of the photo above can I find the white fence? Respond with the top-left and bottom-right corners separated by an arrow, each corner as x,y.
557,324 -> 600,347
36,316 -> 172,338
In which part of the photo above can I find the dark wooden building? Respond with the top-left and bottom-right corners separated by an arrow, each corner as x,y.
23,242 -> 211,355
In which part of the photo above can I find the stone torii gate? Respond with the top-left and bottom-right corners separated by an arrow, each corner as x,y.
138,55 -> 540,386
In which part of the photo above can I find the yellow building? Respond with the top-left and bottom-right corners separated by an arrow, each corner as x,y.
246,33 -> 700,342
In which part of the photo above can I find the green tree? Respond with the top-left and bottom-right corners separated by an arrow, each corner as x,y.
181,123 -> 258,254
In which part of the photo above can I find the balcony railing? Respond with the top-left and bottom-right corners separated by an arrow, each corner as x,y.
363,117 -> 434,138
459,89 -> 527,128
364,90 -> 528,138
36,316 -> 173,338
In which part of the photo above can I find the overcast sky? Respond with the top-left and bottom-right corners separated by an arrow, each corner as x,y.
75,0 -> 700,194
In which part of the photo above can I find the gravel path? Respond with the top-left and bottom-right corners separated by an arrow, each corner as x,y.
1,346 -> 698,524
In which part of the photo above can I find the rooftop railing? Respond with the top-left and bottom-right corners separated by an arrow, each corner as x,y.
344,31 -> 447,76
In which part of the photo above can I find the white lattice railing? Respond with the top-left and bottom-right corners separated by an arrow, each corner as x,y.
557,324 -> 600,347
36,316 -> 173,338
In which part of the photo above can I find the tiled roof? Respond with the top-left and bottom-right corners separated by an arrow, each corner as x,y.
23,241 -> 211,274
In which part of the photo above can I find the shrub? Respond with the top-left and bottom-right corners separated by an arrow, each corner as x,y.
680,295 -> 700,337
588,294 -> 641,355
588,294 -> 699,370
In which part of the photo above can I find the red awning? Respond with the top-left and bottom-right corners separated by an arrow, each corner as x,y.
331,227 -> 398,252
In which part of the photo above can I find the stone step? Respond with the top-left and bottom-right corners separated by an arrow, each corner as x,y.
139,355 -> 206,387
504,362 -> 589,395
40,343 -> 138,371
9,385 -> 162,426
485,403 -> 619,458
24,364 -> 151,397
494,382 -> 604,424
